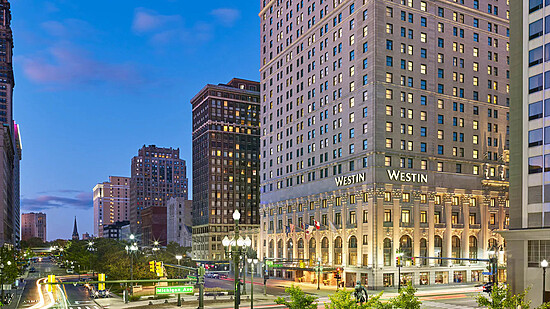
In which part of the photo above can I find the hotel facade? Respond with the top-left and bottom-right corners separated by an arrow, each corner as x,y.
258,0 -> 510,288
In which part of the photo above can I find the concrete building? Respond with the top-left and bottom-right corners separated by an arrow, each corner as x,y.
21,212 -> 46,242
0,0 -> 20,247
93,176 -> 130,237
167,197 -> 192,247
258,0 -> 510,288
501,0 -> 550,305
191,78 -> 261,261
103,221 -> 130,241
129,145 -> 188,240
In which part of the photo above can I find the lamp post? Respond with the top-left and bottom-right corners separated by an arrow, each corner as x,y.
176,254 -> 183,307
247,258 -> 258,309
125,234 -> 138,296
223,209 -> 253,309
317,258 -> 321,290
542,259 -> 548,304
396,249 -> 404,292
87,241 -> 96,278
488,246 -> 500,287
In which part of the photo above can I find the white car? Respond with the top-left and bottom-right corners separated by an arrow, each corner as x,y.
66,268 -> 74,274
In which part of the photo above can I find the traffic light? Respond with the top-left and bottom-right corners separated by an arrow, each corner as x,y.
47,275 -> 55,292
98,273 -> 105,291
411,257 -> 415,265
149,261 -> 155,272
155,261 -> 163,277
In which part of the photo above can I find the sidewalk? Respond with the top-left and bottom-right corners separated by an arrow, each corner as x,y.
4,270 -> 30,309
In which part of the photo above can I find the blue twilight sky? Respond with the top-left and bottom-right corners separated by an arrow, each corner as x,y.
13,0 -> 260,240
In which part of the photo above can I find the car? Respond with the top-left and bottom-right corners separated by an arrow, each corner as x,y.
219,274 -> 228,279
66,268 -> 74,274
29,267 -> 36,273
483,282 -> 493,294
212,273 -> 220,279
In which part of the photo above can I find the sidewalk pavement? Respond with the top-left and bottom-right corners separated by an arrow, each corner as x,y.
4,270 -> 30,309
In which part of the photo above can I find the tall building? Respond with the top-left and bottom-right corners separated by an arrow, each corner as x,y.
191,78 -> 261,261
167,197 -> 193,247
0,0 -> 20,247
93,176 -> 130,237
258,0 -> 510,288
502,0 -> 550,305
21,212 -> 46,242
129,145 -> 188,241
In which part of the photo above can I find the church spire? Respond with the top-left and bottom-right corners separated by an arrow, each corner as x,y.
72,216 -> 79,240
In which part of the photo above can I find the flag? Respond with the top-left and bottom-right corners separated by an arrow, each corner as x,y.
305,225 -> 314,240
314,220 -> 321,230
300,222 -> 305,231
290,223 -> 295,233
329,221 -> 337,233
285,225 -> 290,236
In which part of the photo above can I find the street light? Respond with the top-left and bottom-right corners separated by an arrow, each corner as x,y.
223,209 -> 253,309
246,258 -> 258,309
87,241 -> 96,277
396,249 -> 404,292
542,259 -> 548,303
316,258 -> 321,290
488,246 -> 500,287
125,236 -> 138,298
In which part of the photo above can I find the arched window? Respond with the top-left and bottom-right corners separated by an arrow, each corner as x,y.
400,235 -> 413,258
321,237 -> 329,264
309,238 -> 316,263
334,236 -> 343,265
287,239 -> 293,259
434,235 -> 443,266
383,238 -> 392,266
488,238 -> 498,250
348,236 -> 358,265
298,238 -> 304,248
469,236 -> 478,260
452,235 -> 461,261
277,239 -> 283,258
269,240 -> 274,258
420,238 -> 428,265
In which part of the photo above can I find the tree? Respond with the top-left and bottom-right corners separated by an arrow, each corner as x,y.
20,237 -> 46,249
386,284 -> 421,309
476,284 -> 550,309
325,289 -> 385,309
275,285 -> 318,309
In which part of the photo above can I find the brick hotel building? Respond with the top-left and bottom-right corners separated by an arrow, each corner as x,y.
258,0 -> 510,288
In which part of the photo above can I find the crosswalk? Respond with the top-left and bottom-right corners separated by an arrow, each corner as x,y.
68,306 -> 99,309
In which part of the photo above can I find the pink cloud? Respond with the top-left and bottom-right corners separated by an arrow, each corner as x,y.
132,8 -> 181,33
21,46 -> 141,86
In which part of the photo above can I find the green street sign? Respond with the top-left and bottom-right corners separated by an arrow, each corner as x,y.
266,261 -> 273,266
272,264 -> 283,268
155,286 -> 194,295
188,276 -> 197,280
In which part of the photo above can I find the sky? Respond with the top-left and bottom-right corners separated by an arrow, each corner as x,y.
12,0 -> 260,240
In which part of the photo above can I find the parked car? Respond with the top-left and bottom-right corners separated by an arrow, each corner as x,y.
219,274 -> 228,279
66,268 -> 74,274
212,273 -> 220,279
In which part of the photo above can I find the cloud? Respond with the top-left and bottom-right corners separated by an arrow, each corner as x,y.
21,192 -> 93,211
20,45 -> 141,87
210,8 -> 240,27
41,19 -> 96,39
132,8 -> 181,33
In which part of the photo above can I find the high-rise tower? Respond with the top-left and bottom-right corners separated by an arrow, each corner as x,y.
0,0 -> 20,246
191,78 -> 261,262
93,176 -> 130,237
129,145 -> 188,244
259,0 -> 510,288
501,0 -> 550,305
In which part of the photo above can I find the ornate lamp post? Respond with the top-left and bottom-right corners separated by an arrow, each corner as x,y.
246,258 -> 258,309
125,234 -> 138,296
542,259 -> 548,303
396,249 -> 404,292
223,209 -> 253,309
87,241 -> 96,277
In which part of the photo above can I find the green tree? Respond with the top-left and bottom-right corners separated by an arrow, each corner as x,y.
325,289 -> 386,309
275,285 -> 318,309
476,284 -> 550,309
386,284 -> 421,309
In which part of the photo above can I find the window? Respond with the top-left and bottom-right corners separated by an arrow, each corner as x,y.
420,211 -> 427,223
401,210 -> 411,223
530,19 -> 544,40
384,210 -> 392,222
386,56 -> 393,67
529,46 -> 543,67
529,101 -> 543,120
529,73 -> 544,93
529,156 -> 543,174
530,0 -> 543,13
529,128 -> 543,147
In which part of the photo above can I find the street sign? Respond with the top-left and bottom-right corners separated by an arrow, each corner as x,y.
482,272 -> 493,275
266,260 -> 273,266
272,264 -> 283,268
155,286 -> 194,295
188,275 -> 197,280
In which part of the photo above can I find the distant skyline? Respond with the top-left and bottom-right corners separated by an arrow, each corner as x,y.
13,0 -> 260,240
